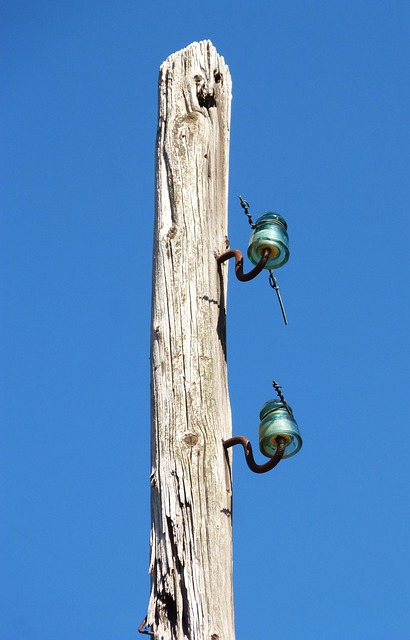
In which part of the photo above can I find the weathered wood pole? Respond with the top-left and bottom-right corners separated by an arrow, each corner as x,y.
148,41 -> 234,639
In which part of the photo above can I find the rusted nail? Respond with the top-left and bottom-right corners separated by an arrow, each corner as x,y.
138,616 -> 154,636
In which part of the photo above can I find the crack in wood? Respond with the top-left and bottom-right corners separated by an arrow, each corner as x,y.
199,295 -> 220,307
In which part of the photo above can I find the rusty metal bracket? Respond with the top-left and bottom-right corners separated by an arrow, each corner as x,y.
138,617 -> 154,636
217,247 -> 270,281
223,435 -> 286,474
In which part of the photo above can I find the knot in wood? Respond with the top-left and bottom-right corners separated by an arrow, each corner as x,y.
182,432 -> 199,447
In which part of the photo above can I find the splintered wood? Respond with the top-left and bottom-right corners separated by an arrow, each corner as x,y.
148,41 -> 234,639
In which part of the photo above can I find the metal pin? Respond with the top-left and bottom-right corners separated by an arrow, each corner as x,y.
268,270 -> 288,325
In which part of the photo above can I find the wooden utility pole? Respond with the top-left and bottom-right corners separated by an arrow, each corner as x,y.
148,41 -> 234,639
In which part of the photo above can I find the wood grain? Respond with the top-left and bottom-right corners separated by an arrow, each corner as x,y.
148,41 -> 234,639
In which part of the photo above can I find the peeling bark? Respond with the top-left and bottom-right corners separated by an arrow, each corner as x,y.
148,41 -> 234,639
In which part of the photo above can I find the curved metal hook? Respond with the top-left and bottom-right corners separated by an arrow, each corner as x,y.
223,435 -> 286,474
217,247 -> 270,282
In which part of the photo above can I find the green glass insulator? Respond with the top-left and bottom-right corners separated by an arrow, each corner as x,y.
247,213 -> 290,270
259,399 -> 302,459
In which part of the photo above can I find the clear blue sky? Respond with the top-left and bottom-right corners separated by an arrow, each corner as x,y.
2,2 -> 410,638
